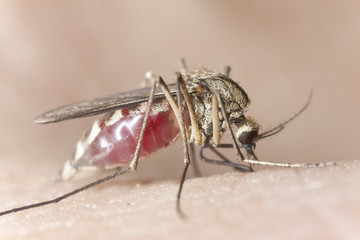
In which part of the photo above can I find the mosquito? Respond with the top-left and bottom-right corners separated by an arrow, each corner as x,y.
0,60 -> 336,218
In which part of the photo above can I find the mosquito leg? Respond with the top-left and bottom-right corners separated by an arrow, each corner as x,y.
179,58 -> 188,75
176,72 -> 203,175
211,94 -> 220,146
200,144 -> 253,172
206,144 -> 235,163
176,72 -> 202,144
240,143 -> 336,168
175,66 -> 202,175
190,142 -> 202,177
175,73 -> 191,219
0,167 -> 131,216
215,91 -> 247,162
154,72 -> 192,218
129,72 -> 158,171
204,142 -> 336,169
243,154 -> 337,168
224,66 -> 231,77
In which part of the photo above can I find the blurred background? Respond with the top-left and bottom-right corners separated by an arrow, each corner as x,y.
0,1 -> 359,180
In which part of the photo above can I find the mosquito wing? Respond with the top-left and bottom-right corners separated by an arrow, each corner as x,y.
34,84 -> 178,124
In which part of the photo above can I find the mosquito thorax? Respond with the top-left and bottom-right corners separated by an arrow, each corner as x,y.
236,116 -> 260,145
186,70 -> 250,110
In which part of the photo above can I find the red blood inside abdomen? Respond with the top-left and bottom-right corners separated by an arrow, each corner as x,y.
88,103 -> 182,167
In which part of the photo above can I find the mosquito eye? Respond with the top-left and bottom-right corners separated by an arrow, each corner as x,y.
236,117 -> 260,145
237,129 -> 258,144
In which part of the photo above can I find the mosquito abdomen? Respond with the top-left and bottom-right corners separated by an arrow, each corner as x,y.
62,99 -> 185,179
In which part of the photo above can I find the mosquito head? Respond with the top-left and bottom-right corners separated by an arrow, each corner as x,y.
236,116 -> 260,145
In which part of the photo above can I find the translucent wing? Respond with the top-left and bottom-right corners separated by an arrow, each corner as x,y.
34,84 -> 178,124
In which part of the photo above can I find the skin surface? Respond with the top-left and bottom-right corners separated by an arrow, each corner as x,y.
0,160 -> 359,240
0,1 -> 359,239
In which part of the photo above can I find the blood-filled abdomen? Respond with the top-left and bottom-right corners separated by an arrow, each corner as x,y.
60,99 -> 186,179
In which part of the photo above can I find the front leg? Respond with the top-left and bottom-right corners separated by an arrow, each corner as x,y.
199,144 -> 253,172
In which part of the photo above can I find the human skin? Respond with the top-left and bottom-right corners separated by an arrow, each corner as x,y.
0,160 -> 359,239
0,1 -> 360,239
